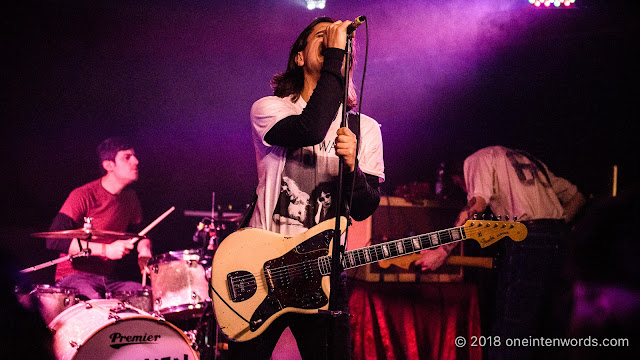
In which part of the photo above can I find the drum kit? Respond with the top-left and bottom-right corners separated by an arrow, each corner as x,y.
18,206 -> 243,360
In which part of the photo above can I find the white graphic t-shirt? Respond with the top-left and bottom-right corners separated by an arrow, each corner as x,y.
249,95 -> 385,236
464,146 -> 579,221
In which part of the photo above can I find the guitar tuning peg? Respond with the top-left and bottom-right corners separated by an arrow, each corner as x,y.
497,215 -> 501,220
490,214 -> 494,220
482,214 -> 486,220
513,216 -> 518,221
505,215 -> 509,221
473,214 -> 478,220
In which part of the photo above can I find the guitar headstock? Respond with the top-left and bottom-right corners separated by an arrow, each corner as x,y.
463,220 -> 527,248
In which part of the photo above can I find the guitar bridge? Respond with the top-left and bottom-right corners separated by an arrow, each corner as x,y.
227,270 -> 257,302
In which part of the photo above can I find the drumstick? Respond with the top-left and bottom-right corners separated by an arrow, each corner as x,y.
135,206 -> 174,287
129,206 -> 176,245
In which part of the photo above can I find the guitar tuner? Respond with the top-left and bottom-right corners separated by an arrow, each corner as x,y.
505,215 -> 509,220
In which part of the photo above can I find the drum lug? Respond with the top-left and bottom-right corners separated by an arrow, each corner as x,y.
108,312 -> 121,322
69,341 -> 79,349
85,302 -> 92,309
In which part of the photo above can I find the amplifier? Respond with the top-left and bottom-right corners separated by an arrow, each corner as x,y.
346,196 -> 465,283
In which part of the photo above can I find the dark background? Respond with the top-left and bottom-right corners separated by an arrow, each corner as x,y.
2,0 -> 638,285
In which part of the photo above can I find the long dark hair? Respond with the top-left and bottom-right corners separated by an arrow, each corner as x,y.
271,17 -> 358,109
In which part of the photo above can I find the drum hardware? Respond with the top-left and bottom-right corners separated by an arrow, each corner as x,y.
107,311 -> 121,322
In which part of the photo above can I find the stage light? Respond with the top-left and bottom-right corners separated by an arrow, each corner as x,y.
306,0 -> 326,10
529,0 -> 575,7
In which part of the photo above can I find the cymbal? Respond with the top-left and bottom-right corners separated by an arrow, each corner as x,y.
213,212 -> 243,222
31,228 -> 142,241
183,210 -> 243,223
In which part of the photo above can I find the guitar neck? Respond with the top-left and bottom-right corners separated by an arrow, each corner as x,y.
318,226 -> 467,274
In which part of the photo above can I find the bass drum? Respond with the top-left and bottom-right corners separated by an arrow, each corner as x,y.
49,299 -> 199,360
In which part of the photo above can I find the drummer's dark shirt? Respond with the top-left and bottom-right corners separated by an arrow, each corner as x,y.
47,179 -> 142,280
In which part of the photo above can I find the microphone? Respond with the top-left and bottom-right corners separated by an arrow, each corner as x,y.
346,16 -> 366,35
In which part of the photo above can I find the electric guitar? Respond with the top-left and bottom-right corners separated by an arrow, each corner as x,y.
210,217 -> 527,342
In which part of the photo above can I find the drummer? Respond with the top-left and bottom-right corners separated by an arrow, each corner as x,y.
45,137 -> 152,300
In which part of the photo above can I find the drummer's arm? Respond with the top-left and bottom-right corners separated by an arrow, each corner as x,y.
46,212 -> 79,254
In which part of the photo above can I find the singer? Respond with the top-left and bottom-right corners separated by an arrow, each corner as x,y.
229,17 -> 385,360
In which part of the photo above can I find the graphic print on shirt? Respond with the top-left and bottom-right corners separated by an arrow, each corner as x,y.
273,142 -> 339,232
506,150 -> 551,188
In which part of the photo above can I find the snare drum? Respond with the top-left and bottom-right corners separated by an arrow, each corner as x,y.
148,249 -> 211,319
106,289 -> 153,313
49,299 -> 199,360
15,284 -> 79,325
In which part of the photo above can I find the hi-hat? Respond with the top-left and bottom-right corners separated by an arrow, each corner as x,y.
31,229 -> 143,241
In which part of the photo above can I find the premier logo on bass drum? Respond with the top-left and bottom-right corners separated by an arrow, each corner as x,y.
109,332 -> 161,349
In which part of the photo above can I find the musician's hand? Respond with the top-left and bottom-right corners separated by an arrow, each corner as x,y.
415,247 -> 449,271
335,127 -> 357,172
105,240 -> 135,260
324,20 -> 352,51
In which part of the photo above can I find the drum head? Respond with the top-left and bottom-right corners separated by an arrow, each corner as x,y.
50,299 -> 198,360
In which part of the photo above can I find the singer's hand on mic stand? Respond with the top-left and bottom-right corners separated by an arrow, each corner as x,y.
324,20 -> 352,51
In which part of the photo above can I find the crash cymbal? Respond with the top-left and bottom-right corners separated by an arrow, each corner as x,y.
31,228 -> 142,241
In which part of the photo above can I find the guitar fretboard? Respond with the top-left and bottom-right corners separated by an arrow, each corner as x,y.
317,226 -> 466,275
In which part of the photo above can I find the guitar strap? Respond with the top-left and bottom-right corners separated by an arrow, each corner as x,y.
237,187 -> 258,228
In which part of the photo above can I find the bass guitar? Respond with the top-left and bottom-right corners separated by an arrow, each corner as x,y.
210,217 -> 527,342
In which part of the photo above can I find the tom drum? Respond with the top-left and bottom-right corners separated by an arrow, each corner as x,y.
148,249 -> 211,319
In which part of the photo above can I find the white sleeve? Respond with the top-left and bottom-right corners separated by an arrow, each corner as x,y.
357,116 -> 385,182
250,96 -> 298,147
464,151 -> 494,204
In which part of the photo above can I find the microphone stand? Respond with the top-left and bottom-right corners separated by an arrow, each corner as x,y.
325,32 -> 354,360
329,34 -> 353,311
